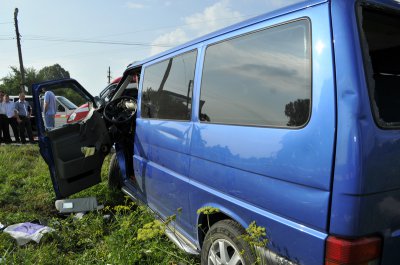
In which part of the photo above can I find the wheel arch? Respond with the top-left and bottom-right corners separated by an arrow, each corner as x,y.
196,203 -> 248,248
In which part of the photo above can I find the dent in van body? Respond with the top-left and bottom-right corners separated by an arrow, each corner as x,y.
330,0 -> 400,263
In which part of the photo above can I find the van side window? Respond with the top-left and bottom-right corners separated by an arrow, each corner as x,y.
359,7 -> 400,127
200,19 -> 311,127
141,50 -> 197,120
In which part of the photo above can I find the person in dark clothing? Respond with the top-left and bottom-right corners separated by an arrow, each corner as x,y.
14,93 -> 34,144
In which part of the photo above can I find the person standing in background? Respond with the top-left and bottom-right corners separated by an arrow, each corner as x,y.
14,93 -> 34,144
4,94 -> 20,143
0,91 -> 9,143
42,88 -> 56,130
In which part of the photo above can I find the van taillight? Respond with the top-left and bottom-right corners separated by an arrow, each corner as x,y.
325,236 -> 381,265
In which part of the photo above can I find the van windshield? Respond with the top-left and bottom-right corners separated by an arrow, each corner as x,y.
359,6 -> 400,128
58,96 -> 78,110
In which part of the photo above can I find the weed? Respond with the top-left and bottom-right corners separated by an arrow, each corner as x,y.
197,206 -> 220,216
242,221 -> 269,265
197,206 -> 220,232
198,206 -> 270,265
0,146 -> 199,264
137,219 -> 164,241
0,146 -> 270,265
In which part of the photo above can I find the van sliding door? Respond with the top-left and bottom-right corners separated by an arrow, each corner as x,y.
134,50 -> 197,235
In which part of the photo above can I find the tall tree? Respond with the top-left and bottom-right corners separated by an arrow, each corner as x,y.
0,66 -> 39,95
0,64 -> 70,95
38,64 -> 70,81
284,99 -> 310,127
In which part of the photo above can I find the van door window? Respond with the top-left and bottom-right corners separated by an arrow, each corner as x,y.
200,19 -> 311,127
40,84 -> 86,129
359,7 -> 400,128
141,50 -> 197,120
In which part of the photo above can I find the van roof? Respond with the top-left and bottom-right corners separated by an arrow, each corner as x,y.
127,0 -> 327,69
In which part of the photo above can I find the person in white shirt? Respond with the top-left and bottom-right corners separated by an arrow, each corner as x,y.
0,91 -> 11,143
4,94 -> 20,143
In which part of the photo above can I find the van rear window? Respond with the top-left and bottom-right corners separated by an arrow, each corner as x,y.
359,7 -> 400,128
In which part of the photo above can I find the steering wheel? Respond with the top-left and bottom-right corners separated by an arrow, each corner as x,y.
103,96 -> 137,124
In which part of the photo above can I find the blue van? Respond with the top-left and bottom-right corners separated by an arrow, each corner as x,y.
33,0 -> 400,264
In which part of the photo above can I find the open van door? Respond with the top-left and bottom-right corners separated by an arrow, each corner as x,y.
32,79 -> 111,199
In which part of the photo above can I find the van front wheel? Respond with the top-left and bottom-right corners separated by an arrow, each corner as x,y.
108,153 -> 122,188
201,220 -> 256,265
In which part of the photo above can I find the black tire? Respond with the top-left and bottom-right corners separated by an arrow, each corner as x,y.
201,220 -> 256,265
108,153 -> 123,188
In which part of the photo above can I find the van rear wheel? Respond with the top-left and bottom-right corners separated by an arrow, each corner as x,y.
108,153 -> 122,188
201,220 -> 256,265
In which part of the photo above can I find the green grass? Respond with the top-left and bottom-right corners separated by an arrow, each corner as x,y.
0,145 -> 199,264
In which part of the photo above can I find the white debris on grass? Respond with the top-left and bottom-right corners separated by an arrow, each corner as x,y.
3,222 -> 54,246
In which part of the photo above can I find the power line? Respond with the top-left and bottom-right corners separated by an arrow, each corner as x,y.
1,11 -> 262,61
25,45 -> 149,64
15,12 -> 258,46
23,36 -> 174,47
1,12 -> 259,49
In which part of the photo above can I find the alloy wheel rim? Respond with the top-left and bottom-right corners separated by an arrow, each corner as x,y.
208,238 -> 244,265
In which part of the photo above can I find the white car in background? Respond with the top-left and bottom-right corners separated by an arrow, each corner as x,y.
67,77 -> 137,124
10,95 -> 78,128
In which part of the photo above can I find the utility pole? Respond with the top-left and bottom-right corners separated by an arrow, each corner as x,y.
14,8 -> 26,93
107,66 -> 111,84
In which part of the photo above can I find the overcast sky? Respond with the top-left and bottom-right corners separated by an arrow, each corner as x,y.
0,0 -> 303,95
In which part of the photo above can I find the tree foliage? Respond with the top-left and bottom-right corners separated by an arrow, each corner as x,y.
0,66 -> 39,95
284,98 -> 310,127
0,64 -> 70,95
38,64 -> 70,82
52,87 -> 87,107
